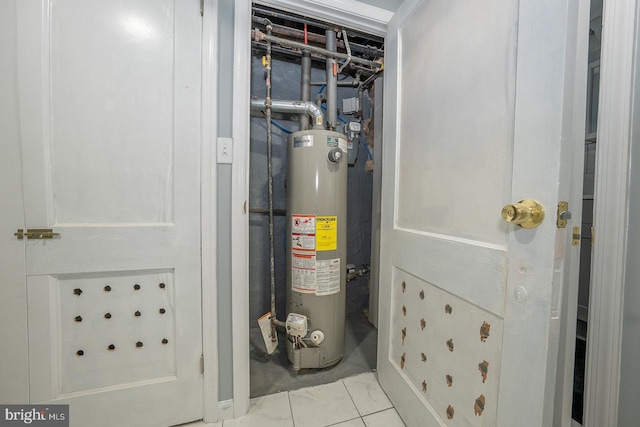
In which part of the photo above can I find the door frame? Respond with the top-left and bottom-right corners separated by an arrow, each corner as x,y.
230,0 -> 392,416
584,0 -> 640,426
201,0 -> 219,422
231,0 -> 251,417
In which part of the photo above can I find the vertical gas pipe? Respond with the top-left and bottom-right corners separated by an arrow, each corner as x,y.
300,24 -> 311,131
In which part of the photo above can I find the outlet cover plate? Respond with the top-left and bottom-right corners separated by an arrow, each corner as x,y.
217,137 -> 233,164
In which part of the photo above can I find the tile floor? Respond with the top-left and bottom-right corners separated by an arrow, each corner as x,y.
181,372 -> 405,427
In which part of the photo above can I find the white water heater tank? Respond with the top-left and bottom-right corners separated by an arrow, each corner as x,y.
285,128 -> 348,370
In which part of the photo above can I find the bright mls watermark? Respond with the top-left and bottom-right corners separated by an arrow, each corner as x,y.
0,405 -> 68,426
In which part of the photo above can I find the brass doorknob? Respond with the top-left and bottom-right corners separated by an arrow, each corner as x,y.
501,199 -> 545,229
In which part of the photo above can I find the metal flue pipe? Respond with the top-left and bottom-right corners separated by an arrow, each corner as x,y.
251,99 -> 324,129
300,50 -> 311,130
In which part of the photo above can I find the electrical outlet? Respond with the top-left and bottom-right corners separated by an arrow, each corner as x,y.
217,137 -> 233,164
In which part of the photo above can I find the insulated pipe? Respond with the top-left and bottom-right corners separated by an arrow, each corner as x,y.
300,50 -> 311,130
253,6 -> 333,31
325,29 -> 337,130
251,99 -> 324,129
252,30 -> 382,70
337,29 -> 352,74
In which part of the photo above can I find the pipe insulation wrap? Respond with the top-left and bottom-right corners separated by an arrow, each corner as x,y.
251,98 -> 324,129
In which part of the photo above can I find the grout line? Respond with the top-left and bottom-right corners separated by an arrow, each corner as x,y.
287,391 -> 297,427
341,379 -> 364,418
323,416 -> 363,427
361,407 -> 395,418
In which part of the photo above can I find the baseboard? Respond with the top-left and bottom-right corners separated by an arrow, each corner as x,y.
217,399 -> 234,421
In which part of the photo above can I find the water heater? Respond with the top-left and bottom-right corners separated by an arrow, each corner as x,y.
286,128 -> 348,370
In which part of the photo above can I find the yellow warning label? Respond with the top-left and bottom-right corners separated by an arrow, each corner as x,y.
316,216 -> 337,251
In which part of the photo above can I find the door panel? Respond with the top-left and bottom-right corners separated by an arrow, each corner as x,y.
16,1 -> 203,425
28,271 -> 177,400
391,230 -> 507,317
396,0 -> 516,246
391,269 -> 504,425
378,0 -> 586,426
50,0 -> 175,224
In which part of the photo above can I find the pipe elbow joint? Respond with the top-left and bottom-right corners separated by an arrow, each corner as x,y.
305,103 -> 325,129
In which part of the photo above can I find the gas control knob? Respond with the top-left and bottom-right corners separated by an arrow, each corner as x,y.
327,148 -> 343,163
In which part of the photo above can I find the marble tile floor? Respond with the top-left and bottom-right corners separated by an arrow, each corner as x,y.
179,372 -> 405,427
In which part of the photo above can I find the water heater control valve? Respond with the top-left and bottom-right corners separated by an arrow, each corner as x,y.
346,121 -> 361,141
285,313 -> 308,338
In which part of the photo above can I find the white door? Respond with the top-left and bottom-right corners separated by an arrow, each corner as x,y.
0,0 -> 30,404
11,1 -> 204,426
377,0 -> 587,426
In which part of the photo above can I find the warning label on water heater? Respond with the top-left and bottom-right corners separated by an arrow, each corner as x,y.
291,215 -> 317,293
291,214 -> 340,295
316,216 -> 337,251
327,136 -> 348,153
292,233 -> 315,250
292,215 -> 315,233
291,253 -> 317,294
291,215 -> 316,251
316,258 -> 340,295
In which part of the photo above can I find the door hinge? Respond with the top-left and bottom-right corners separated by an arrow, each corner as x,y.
557,201 -> 571,228
200,0 -> 204,16
200,355 -> 204,374
14,228 -> 60,240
